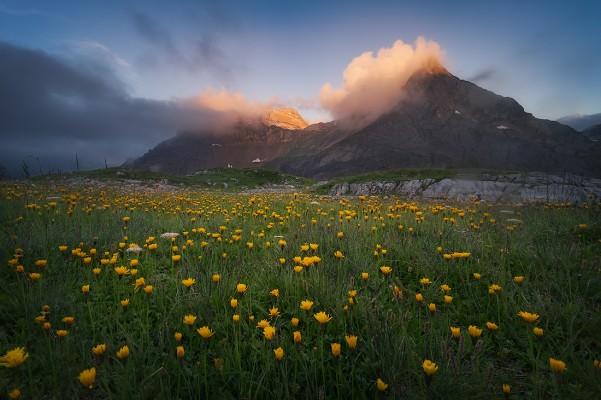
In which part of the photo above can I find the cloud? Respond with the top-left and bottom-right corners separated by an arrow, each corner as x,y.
468,68 -> 499,84
319,37 -> 445,124
557,113 -> 601,131
0,41 -> 258,176
127,9 -> 236,82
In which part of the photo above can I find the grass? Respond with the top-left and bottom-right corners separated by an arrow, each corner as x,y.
33,167 -> 314,191
0,174 -> 600,399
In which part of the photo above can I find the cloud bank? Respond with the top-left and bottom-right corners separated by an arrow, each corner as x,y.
0,41 -> 262,176
319,37 -> 444,124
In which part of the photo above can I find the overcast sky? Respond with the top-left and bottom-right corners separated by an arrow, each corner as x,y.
1,0 -> 600,175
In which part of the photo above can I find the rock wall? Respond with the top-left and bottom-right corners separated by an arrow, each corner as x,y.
329,173 -> 601,203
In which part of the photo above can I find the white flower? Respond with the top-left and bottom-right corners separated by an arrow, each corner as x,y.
160,232 -> 179,238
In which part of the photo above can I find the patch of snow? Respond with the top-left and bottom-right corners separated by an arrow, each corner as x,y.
496,125 -> 509,130
211,143 -> 223,147
454,110 -> 461,115
252,158 -> 262,163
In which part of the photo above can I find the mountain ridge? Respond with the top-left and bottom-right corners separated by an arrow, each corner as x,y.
129,65 -> 601,178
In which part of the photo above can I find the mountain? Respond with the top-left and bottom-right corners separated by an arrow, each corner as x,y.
129,63 -> 601,178
557,113 -> 601,132
582,124 -> 601,141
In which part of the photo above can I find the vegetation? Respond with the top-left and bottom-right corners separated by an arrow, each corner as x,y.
1,174 -> 600,399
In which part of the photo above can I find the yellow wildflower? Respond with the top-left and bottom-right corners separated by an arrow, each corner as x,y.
376,378 -> 388,391
0,347 -> 29,368
422,359 -> 438,376
314,311 -> 332,324
300,300 -> 314,311
549,358 -> 566,373
116,345 -> 129,359
518,311 -> 540,323
274,347 -> 284,361
78,367 -> 96,389
197,326 -> 214,339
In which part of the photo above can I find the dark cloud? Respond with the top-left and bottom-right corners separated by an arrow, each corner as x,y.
127,9 -> 236,81
467,68 -> 499,84
0,41 -> 236,176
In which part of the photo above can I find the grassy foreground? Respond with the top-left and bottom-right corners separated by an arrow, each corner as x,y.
0,176 -> 600,399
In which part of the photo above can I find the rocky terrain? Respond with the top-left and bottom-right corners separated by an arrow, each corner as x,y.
328,172 -> 601,203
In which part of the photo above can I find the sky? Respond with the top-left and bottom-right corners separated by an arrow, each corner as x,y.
1,0 -> 600,175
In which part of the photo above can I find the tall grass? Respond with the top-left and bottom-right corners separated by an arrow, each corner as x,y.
1,179 -> 600,399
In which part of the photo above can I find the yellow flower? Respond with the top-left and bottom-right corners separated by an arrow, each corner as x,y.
450,326 -> 461,338
92,343 -> 106,356
444,295 -> 453,304
274,347 -> 284,361
29,273 -> 41,281
440,284 -> 451,293
232,314 -> 240,323
212,274 -> 220,283
549,357 -> 566,373
518,311 -> 540,323
114,266 -> 130,276
0,347 -> 29,368
513,276 -> 525,283
334,250 -> 344,259
130,259 -> 139,267
183,315 -> 197,326
144,285 -> 154,294
116,345 -> 129,359
174,332 -> 183,342
197,326 -> 214,339
263,326 -> 276,341
230,298 -> 238,309
314,311 -> 332,324
120,299 -> 129,308
182,278 -> 195,288
176,346 -> 185,359
78,367 -> 96,389
237,283 -> 247,294
256,319 -> 270,329
301,244 -> 309,252
134,277 -> 145,291
428,303 -> 436,313
270,289 -> 279,297
422,359 -> 438,376
337,231 -> 344,238
379,266 -> 392,275
59,245 -> 68,252
361,272 -> 369,280
8,388 -> 21,399
56,329 -> 68,337
376,378 -> 388,391
468,325 -> 482,338
415,293 -> 424,302
291,317 -> 299,327
420,277 -> 431,285
502,384 -> 511,394
310,243 -> 319,251
300,300 -> 314,311
82,285 -> 90,294
93,268 -> 101,275
489,284 -> 503,294
473,273 -> 481,279
533,327 -> 544,337
345,335 -> 358,349
486,322 -> 499,331
269,307 -> 280,318
294,265 -> 303,273
331,343 -> 341,357
293,331 -> 302,344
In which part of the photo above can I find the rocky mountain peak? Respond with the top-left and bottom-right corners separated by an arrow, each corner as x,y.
263,107 -> 308,130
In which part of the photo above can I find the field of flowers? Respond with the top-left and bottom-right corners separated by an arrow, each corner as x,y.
1,178 -> 600,399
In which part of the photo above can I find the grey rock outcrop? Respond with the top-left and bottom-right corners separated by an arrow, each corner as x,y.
329,173 -> 601,203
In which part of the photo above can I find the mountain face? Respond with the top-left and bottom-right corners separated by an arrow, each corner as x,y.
129,65 -> 601,178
